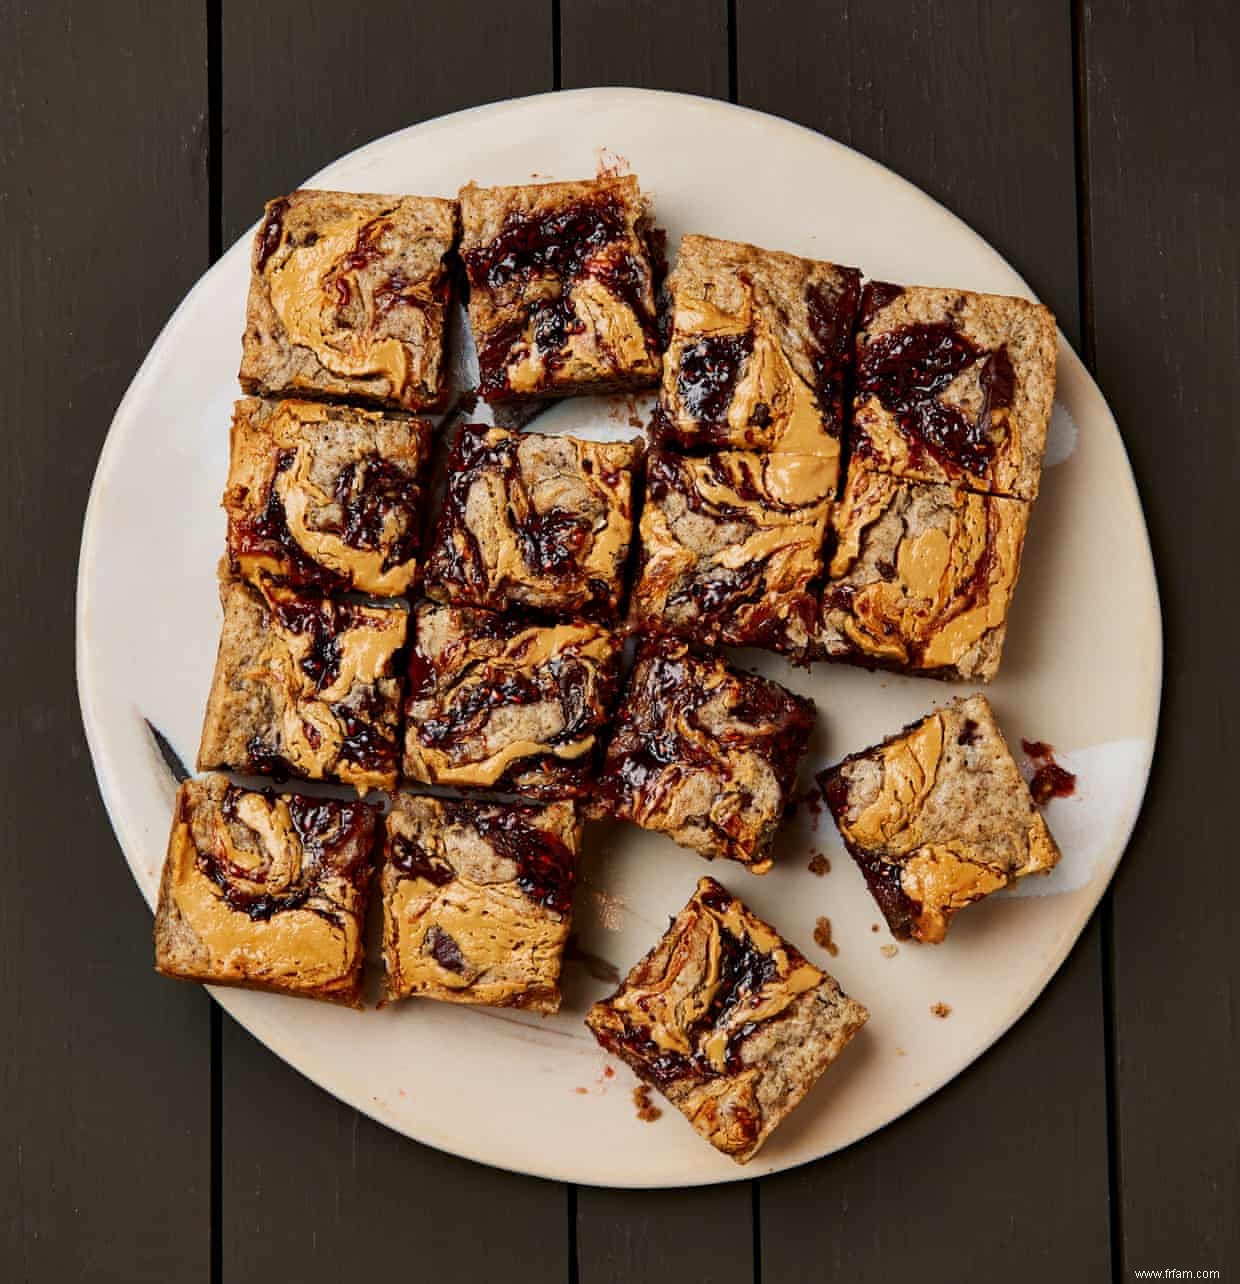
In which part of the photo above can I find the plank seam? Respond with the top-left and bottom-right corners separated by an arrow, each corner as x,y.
727,0 -> 738,102
566,1183 -> 579,1284
207,1 -> 224,1280
1071,3 -> 1118,1281
552,0 -> 562,90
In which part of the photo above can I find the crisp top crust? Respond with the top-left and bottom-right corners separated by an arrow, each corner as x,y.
404,602 -> 621,799
585,876 -> 868,1163
598,637 -> 815,871
224,397 -> 432,597
852,282 -> 1057,500
155,774 -> 376,1003
820,462 -> 1030,682
458,175 -> 660,400
240,189 -> 458,411
630,449 -> 833,657
381,794 -> 581,1011
424,424 -> 642,617
197,579 -> 407,791
654,233 -> 861,464
821,694 -> 1061,943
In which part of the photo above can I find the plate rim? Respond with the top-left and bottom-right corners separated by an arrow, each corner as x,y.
75,86 -> 1163,1188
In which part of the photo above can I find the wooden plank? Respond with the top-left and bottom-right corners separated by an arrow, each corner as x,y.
558,8 -> 755,1282
220,0 -> 554,243
1079,0 -> 1239,1274
561,0 -> 729,98
217,5 -> 570,1282
737,3 -> 1112,1280
220,1019 -> 569,1282
0,1 -> 212,1280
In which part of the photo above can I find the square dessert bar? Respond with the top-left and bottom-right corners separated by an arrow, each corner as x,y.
240,189 -> 458,412
653,233 -> 861,478
155,774 -> 378,1006
458,175 -> 661,400
198,579 -> 407,791
851,281 -> 1057,500
629,448 -> 833,658
598,637 -> 814,872
381,793 -> 581,1011
821,694 -> 1061,943
818,461 -> 1030,681
403,602 -> 621,799
586,876 -> 868,1163
423,424 -> 642,618
223,397 -> 433,597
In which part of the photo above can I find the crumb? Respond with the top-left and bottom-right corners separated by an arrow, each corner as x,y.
931,1002 -> 952,1019
595,146 -> 631,177
870,922 -> 879,932
896,1047 -> 906,1057
603,1065 -> 615,1079
633,1084 -> 662,1122
813,916 -> 839,957
807,853 -> 831,876
575,1086 -> 589,1095
881,944 -> 899,959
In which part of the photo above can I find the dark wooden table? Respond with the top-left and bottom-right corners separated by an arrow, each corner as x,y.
5,2 -> 1236,1280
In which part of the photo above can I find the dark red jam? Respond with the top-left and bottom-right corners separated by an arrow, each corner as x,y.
206,786 -> 372,920
1022,739 -> 1077,804
675,333 -> 753,425
472,805 -> 577,916
256,198 -> 289,272
391,833 -> 456,886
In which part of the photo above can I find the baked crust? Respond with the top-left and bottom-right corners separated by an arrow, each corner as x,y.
403,602 -> 621,799
851,282 -> 1057,500
223,397 -> 432,596
458,176 -> 660,400
239,189 -> 458,411
585,876 -> 868,1163
820,694 -> 1062,943
652,233 -> 860,476
818,462 -> 1030,681
423,424 -> 642,618
598,637 -> 814,871
154,774 -> 377,1005
629,449 -> 833,658
381,793 -> 581,1011
197,579 -> 407,791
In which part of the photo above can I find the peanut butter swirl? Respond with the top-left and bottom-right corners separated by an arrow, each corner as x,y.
155,775 -> 375,1003
381,795 -> 581,1011
822,696 -> 1061,943
585,877 -> 868,1163
424,425 -> 640,617
225,398 -> 431,596
404,604 -> 620,799
630,448 -> 833,657
599,638 -> 814,871
821,464 -> 1029,680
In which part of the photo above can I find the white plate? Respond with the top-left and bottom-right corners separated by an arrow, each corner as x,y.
77,88 -> 1161,1187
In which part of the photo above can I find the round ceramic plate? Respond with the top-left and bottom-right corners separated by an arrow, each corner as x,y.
77,88 -> 1160,1187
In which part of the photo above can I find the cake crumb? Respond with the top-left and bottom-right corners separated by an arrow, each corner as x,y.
633,1085 -> 662,1122
870,922 -> 879,932
881,944 -> 899,959
896,1047 -> 906,1057
603,1065 -> 615,1079
807,853 -> 831,876
931,1002 -> 952,1019
574,1086 -> 589,1095
813,917 -> 839,957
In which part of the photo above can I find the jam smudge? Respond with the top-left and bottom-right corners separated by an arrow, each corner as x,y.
1021,738 -> 1077,805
